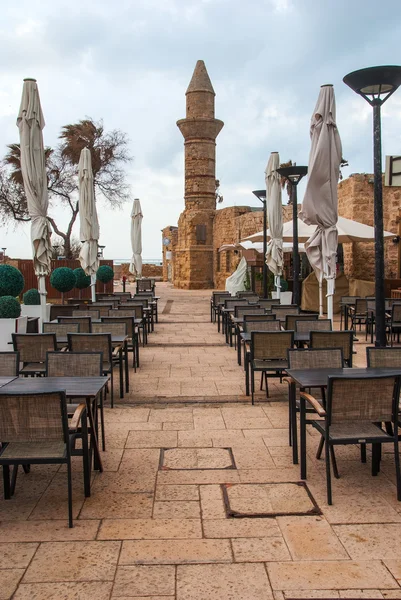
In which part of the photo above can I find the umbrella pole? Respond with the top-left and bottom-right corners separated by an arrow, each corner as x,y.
91,274 -> 96,302
275,275 -> 281,302
319,279 -> 324,317
326,277 -> 335,324
38,275 -> 47,331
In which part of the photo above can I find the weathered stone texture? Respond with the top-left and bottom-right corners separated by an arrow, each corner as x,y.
338,173 -> 400,279
174,60 -> 224,289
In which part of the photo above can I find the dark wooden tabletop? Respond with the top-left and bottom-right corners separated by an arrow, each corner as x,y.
0,376 -> 109,397
0,377 -> 17,387
286,367 -> 401,388
57,334 -> 128,345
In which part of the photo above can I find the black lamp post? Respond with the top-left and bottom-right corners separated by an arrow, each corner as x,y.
275,166 -> 308,306
343,65 -> 401,347
252,190 -> 268,298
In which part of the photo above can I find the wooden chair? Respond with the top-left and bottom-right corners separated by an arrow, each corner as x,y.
302,374 -> 401,504
0,390 -> 85,527
12,333 -> 57,376
249,331 -> 294,404
0,352 -> 19,376
67,333 -> 122,407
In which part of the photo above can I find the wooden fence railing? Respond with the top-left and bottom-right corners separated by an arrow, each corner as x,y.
17,259 -> 114,300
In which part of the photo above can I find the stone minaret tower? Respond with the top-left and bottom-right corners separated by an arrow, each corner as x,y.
175,60 -> 224,289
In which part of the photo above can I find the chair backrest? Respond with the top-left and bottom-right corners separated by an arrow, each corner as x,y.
251,331 -> 294,361
288,347 -> 343,370
271,305 -> 300,321
354,298 -> 367,313
257,299 -> 277,311
92,322 -> 127,336
50,304 -> 79,320
310,331 -> 353,367
43,322 -> 80,335
46,351 -> 103,377
110,306 -> 143,320
340,296 -> 359,306
96,296 -> 120,307
237,292 -> 259,299
391,303 -> 401,323
113,292 -> 132,299
237,293 -> 259,303
102,316 -> 135,338
244,320 -> 281,333
366,299 -> 375,312
12,333 -> 57,363
367,346 -> 401,368
212,292 -> 230,307
243,314 -> 276,323
133,294 -> 154,302
72,309 -> 100,319
327,375 -> 400,425
124,299 -> 149,308
296,319 -> 332,333
137,279 -> 153,292
285,314 -> 318,331
0,391 -> 68,443
224,298 -> 247,310
234,305 -> 262,318
58,316 -> 91,334
67,333 -> 112,363
0,352 -> 19,376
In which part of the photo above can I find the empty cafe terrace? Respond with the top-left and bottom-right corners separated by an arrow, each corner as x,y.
2,282 -> 401,599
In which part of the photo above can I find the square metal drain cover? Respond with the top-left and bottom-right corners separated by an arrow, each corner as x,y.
160,448 -> 236,470
222,482 -> 320,517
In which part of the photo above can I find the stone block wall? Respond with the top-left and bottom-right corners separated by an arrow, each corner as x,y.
338,173 -> 400,279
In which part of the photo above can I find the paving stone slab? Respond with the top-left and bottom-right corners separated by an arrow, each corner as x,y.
13,582 -> 114,600
232,537 -> 291,562
278,516 -> 349,560
177,563 -> 273,599
0,542 -> 38,569
0,569 -> 25,600
0,520 -> 99,542
113,565 -> 175,596
120,538 -> 232,564
98,518 -> 202,540
224,483 -> 320,517
161,448 -> 234,470
203,518 -> 281,538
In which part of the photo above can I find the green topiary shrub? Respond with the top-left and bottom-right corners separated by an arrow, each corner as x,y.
0,296 -> 21,318
74,268 -> 91,289
280,278 -> 289,292
96,265 -> 114,283
50,267 -> 77,293
0,265 -> 24,297
23,288 -> 40,305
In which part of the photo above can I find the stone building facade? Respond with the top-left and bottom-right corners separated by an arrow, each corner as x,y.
338,173 -> 400,280
173,60 -> 224,289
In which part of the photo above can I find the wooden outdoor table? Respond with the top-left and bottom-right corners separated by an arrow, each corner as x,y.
286,367 -> 401,479
0,376 -> 109,477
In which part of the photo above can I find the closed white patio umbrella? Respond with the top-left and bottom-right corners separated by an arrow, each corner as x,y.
129,199 -> 143,278
17,78 -> 52,326
78,147 -> 99,302
265,152 -> 283,299
299,84 -> 343,321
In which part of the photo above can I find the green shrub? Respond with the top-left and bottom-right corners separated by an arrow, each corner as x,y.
0,265 -> 24,297
96,265 -> 114,283
0,296 -> 21,318
280,278 -> 289,292
50,267 -> 76,293
74,268 -> 91,289
23,288 -> 40,305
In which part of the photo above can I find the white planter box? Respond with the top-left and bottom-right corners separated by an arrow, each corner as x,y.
271,291 -> 293,304
21,304 -> 51,329
0,316 -> 28,351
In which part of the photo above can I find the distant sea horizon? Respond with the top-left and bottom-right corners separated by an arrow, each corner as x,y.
113,258 -> 162,266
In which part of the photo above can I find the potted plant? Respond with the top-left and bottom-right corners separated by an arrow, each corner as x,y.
50,267 -> 77,304
96,265 -> 114,293
0,265 -> 27,351
21,287 -> 51,325
73,267 -> 91,299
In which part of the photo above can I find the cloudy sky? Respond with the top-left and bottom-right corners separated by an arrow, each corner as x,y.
1,0 -> 401,260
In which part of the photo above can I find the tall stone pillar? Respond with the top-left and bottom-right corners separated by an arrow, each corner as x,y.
174,60 -> 224,289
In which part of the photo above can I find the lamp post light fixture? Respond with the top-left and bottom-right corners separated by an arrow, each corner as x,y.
343,65 -> 401,347
275,166 -> 308,306
252,190 -> 268,298
1,248 -> 6,263
98,245 -> 105,259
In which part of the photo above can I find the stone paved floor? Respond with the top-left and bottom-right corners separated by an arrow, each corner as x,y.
1,283 -> 401,599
